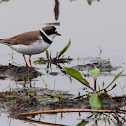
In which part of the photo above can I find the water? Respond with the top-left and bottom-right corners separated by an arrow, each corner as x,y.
0,0 -> 126,125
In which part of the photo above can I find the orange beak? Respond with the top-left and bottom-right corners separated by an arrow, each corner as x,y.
56,32 -> 61,36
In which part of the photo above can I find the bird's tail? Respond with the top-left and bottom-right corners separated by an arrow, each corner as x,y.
0,39 -> 4,44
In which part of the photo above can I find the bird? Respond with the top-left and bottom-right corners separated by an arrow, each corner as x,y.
0,25 -> 61,67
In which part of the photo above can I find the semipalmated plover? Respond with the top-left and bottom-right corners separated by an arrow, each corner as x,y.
0,25 -> 61,67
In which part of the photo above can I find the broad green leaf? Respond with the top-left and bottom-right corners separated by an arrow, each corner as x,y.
88,66 -> 100,77
105,70 -> 124,90
64,67 -> 90,88
58,40 -> 71,58
89,93 -> 101,109
46,50 -> 49,60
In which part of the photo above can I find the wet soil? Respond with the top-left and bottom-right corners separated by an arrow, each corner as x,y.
0,88 -> 125,115
0,57 -> 122,81
0,88 -> 74,113
72,57 -> 120,73
0,64 -> 41,81
41,95 -> 126,111
0,58 -> 125,116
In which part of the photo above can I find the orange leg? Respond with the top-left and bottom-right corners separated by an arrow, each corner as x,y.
23,54 -> 29,67
29,55 -> 32,67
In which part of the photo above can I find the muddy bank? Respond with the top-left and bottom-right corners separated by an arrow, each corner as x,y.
41,95 -> 126,111
0,58 -> 125,115
0,88 -> 124,114
0,57 -> 122,81
72,57 -> 120,73
0,64 -> 41,81
9,94 -> 126,115
0,88 -> 74,113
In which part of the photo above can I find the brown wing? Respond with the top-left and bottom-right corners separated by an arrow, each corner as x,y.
2,30 -> 41,45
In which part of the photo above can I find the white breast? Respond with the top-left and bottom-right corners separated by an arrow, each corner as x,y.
10,40 -> 51,55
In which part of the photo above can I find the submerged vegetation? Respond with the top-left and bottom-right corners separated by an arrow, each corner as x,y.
64,66 -> 124,109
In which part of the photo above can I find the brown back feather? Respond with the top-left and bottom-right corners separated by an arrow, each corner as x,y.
2,30 -> 41,45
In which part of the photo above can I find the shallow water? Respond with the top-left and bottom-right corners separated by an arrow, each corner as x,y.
0,0 -> 126,126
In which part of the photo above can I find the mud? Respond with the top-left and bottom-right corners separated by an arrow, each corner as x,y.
0,88 -> 74,113
41,95 -> 126,111
0,88 -> 125,114
0,58 -> 125,116
12,95 -> 125,126
72,57 -> 120,73
0,64 -> 41,81
0,58 -> 122,82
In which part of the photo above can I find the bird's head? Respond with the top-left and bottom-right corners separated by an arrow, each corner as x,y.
42,25 -> 61,41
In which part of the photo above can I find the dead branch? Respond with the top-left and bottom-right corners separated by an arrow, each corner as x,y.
116,100 -> 126,110
14,108 -> 126,117
16,117 -> 65,126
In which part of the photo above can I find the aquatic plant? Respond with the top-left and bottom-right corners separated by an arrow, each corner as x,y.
45,39 -> 71,60
57,39 -> 71,59
34,40 -> 72,65
42,78 -> 48,88
64,66 -> 124,109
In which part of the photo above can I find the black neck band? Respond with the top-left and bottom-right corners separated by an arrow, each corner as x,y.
39,30 -> 52,44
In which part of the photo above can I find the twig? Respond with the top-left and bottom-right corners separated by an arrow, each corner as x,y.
94,77 -> 97,91
115,111 -> 120,122
112,95 -> 126,98
116,100 -> 126,110
74,94 -> 88,99
13,108 -> 126,117
15,117 -> 65,126
118,114 -> 126,122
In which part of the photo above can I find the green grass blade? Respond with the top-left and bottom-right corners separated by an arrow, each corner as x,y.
46,50 -> 49,60
58,40 -> 71,58
64,67 -> 90,88
105,70 -> 124,90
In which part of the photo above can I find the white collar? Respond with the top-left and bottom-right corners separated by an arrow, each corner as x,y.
39,29 -> 52,41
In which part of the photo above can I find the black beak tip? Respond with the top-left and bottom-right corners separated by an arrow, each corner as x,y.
56,32 -> 61,36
